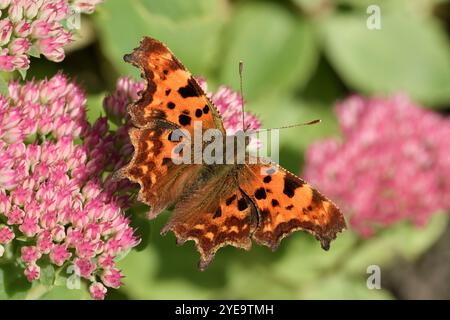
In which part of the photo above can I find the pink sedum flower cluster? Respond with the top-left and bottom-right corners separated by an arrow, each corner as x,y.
0,0 -> 103,72
0,73 -> 139,300
197,77 -> 261,134
304,95 -> 450,236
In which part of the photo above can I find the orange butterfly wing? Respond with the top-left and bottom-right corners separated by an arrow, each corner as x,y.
120,36 -> 346,269
123,37 -> 225,133
119,37 -> 225,219
117,124 -> 202,219
240,163 -> 346,251
161,173 -> 257,270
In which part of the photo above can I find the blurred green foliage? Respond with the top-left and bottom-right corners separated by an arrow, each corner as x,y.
2,0 -> 450,299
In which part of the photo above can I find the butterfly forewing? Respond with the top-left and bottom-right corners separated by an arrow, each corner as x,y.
124,37 -> 225,133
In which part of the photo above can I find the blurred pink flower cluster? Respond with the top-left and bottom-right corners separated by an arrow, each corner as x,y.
304,95 -> 450,236
0,74 -> 138,300
0,0 -> 103,72
197,78 -> 261,134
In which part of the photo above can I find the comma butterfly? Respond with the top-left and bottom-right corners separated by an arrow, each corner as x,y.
118,37 -> 346,270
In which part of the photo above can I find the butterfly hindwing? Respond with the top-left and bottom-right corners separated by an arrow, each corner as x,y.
124,37 -> 225,133
161,167 -> 257,270
240,163 -> 346,250
117,122 -> 202,219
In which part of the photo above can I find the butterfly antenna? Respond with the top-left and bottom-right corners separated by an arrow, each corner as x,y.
249,119 -> 321,133
239,60 -> 245,132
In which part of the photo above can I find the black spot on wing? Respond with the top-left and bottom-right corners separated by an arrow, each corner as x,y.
263,176 -> 272,183
271,199 -> 279,207
226,194 -> 237,206
237,198 -> 248,211
254,187 -> 267,200
213,207 -> 222,219
167,102 -> 175,109
178,114 -> 191,126
283,174 -> 304,198
202,105 -> 209,114
178,78 -> 200,98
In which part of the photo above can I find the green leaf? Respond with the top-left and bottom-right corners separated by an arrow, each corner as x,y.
86,93 -> 105,125
322,12 -> 450,106
218,2 -> 318,102
18,69 -> 27,80
39,284 -> 90,300
335,0 -> 444,16
220,263 -> 294,299
0,75 -> 8,96
116,245 -> 211,299
94,0 -> 226,78
298,274 -> 393,299
0,263 -> 31,299
28,46 -> 41,58
271,232 -> 357,284
342,212 -> 448,275
38,263 -> 55,287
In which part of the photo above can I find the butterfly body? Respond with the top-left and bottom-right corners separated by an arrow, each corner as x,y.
119,37 -> 346,270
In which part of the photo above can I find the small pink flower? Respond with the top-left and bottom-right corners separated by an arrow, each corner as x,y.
36,230 -> 53,254
0,50 -> 15,72
19,214 -> 40,237
51,225 -> 65,242
97,254 -> 115,269
24,263 -> 40,282
101,268 -> 122,289
49,244 -> 71,266
0,19 -> 13,46
209,85 -> 261,134
9,38 -> 31,55
23,0 -> 42,19
76,240 -> 97,259
8,3 -> 24,23
14,21 -> 32,37
0,226 -> 15,244
21,246 -> 41,263
7,206 -> 24,225
89,282 -> 107,300
0,190 -> 11,214
74,258 -> 96,279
